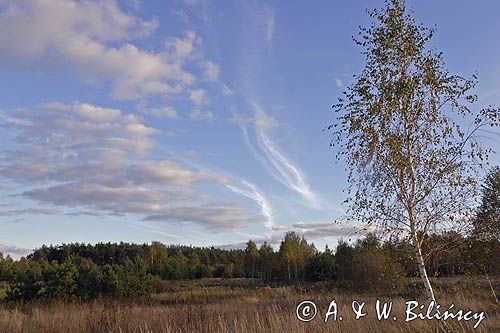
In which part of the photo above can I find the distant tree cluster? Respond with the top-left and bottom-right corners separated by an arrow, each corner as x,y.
0,228 -> 497,301
473,167 -> 499,242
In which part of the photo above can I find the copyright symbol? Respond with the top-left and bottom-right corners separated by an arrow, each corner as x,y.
296,300 -> 317,322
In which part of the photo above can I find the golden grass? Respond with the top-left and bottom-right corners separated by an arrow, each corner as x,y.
0,277 -> 498,332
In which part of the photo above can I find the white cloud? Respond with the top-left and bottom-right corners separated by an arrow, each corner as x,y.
0,207 -> 60,217
219,233 -> 284,249
183,0 -> 206,6
254,109 -> 278,130
272,225 -> 288,231
145,106 -> 178,119
172,9 -> 189,23
144,203 -> 263,231
335,78 -> 344,88
201,61 -> 220,81
226,180 -> 274,232
293,220 -> 379,240
40,102 -> 122,122
237,101 -> 321,208
0,1 -> 205,100
263,5 -> 275,47
257,130 -> 319,207
190,110 -> 214,121
127,160 -> 208,185
0,102 -> 259,231
220,220 -> 381,248
189,88 -> 208,106
0,243 -> 31,259
221,83 -> 235,96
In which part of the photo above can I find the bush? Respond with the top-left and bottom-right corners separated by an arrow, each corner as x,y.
351,249 -> 405,292
334,235 -> 405,293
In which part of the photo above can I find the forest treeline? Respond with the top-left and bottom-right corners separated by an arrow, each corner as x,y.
0,231 -> 498,301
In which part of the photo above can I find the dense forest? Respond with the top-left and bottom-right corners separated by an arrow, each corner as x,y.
0,231 -> 498,301
0,167 -> 498,301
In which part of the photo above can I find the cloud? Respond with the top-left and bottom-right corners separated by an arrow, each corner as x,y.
190,110 -> 214,121
226,180 -> 274,232
144,203 -> 264,232
189,88 -> 208,106
237,101 -> 321,208
272,225 -> 288,231
0,1 -> 209,100
183,0 -> 206,6
144,106 -> 178,119
256,123 -> 319,208
0,102 -> 259,231
172,9 -> 189,24
0,207 -> 60,217
0,244 -> 31,258
335,78 -> 344,88
219,233 -> 284,250
127,160 -> 209,185
292,220 -> 379,240
254,108 -> 278,130
188,85 -> 215,120
220,220 -> 380,250
24,184 -> 184,214
221,84 -> 235,96
263,5 -> 275,48
200,61 -> 220,81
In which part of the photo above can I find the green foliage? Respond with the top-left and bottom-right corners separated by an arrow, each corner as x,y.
329,0 -> 498,236
333,241 -> 355,288
328,0 -> 499,303
473,166 -> 500,241
39,258 -> 79,299
334,236 -> 405,292
305,245 -> 335,282
279,232 -> 315,282
1,231 -> 497,302
244,240 -> 259,278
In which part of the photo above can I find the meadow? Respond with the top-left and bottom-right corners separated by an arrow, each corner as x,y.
0,277 -> 498,333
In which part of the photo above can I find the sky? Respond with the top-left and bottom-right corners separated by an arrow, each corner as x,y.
0,0 -> 499,258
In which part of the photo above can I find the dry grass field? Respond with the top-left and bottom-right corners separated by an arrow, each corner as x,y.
0,277 -> 498,333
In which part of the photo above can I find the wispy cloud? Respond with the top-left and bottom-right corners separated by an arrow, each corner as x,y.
226,179 -> 274,234
143,106 -> 178,119
157,149 -> 275,237
190,110 -> 214,121
263,4 -> 275,48
235,101 -> 322,209
221,83 -> 235,96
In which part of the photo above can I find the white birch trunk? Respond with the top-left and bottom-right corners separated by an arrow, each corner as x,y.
411,230 -> 436,303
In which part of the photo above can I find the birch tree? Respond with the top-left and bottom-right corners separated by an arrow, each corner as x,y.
329,0 -> 499,303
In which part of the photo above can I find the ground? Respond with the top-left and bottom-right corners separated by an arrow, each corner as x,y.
0,277 -> 498,332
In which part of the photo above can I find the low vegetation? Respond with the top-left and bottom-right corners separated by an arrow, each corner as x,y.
0,277 -> 498,332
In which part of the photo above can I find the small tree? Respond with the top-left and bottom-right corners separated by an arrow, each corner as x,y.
244,240 -> 259,279
259,242 -> 274,282
329,0 -> 499,303
279,232 -> 315,282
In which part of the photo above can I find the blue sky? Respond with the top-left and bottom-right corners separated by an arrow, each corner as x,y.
0,0 -> 499,258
